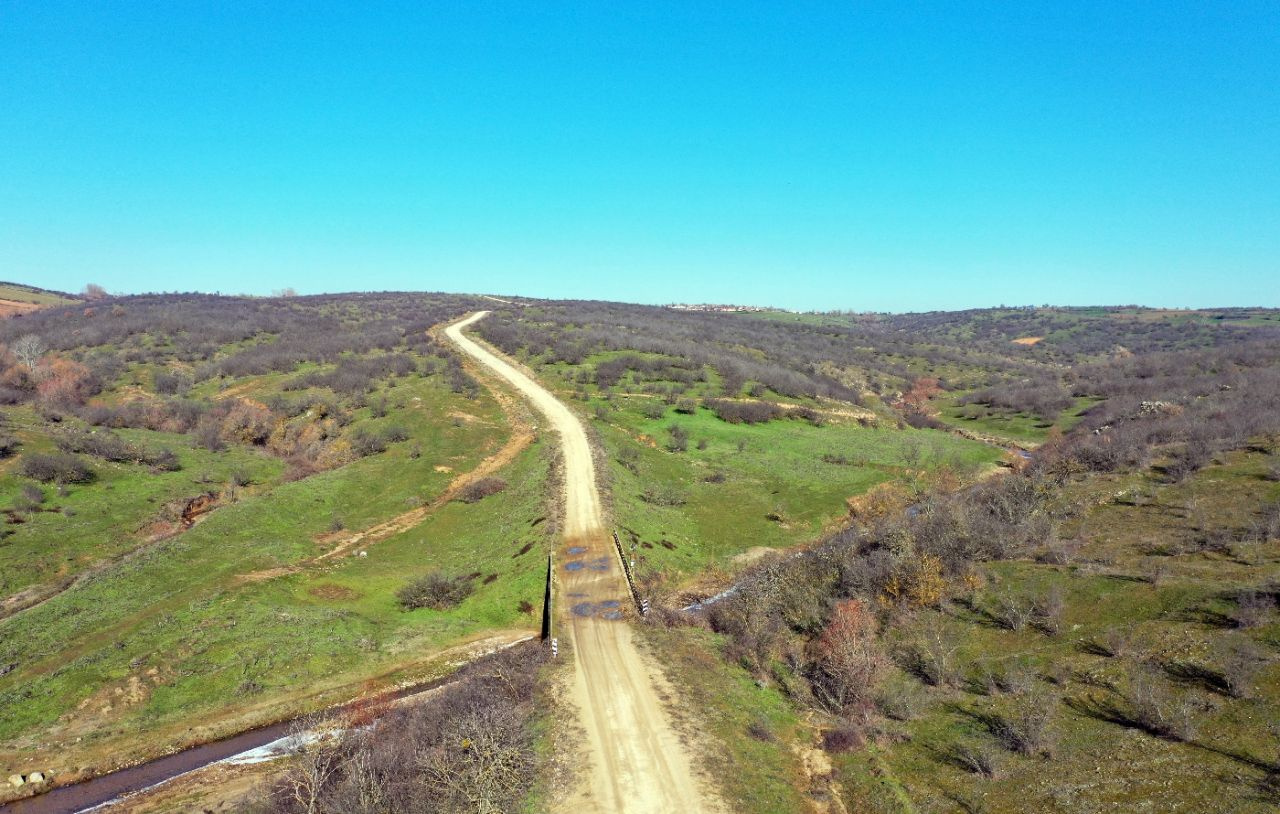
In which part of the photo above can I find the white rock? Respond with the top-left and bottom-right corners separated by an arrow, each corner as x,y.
7,774 -> 23,787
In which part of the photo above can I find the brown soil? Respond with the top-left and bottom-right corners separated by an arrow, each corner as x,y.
792,718 -> 850,814
1012,336 -> 1044,345
308,583 -> 360,601
0,299 -> 43,318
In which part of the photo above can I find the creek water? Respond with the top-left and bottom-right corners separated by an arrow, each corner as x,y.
1,640 -> 530,814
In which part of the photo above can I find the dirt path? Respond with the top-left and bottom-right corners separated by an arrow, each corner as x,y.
235,389 -> 534,583
445,312 -> 722,814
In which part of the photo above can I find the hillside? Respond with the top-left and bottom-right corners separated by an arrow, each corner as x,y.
0,283 -> 79,318
0,293 -> 1278,812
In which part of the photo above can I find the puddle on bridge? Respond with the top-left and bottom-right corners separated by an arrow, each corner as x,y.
570,601 -> 626,620
563,556 -> 611,573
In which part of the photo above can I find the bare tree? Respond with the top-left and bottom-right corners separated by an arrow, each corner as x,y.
810,599 -> 885,711
82,283 -> 108,300
11,334 -> 45,369
419,706 -> 535,814
277,720 -> 342,814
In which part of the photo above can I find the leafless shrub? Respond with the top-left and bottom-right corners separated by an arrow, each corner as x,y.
349,428 -> 387,457
1214,639 -> 1264,699
275,720 -> 343,814
875,674 -> 927,721
397,572 -> 474,610
1081,626 -> 1132,658
947,740 -> 1002,778
262,643 -> 547,814
11,334 -> 46,368
1232,591 -> 1275,629
898,623 -> 961,687
18,452 -> 94,484
381,425 -> 410,443
1032,585 -> 1065,635
194,418 -> 226,452
1033,536 -> 1076,565
457,477 -> 507,504
417,704 -> 536,812
18,483 -> 45,507
809,599 -> 886,713
704,398 -> 783,425
992,591 -> 1035,632
1128,668 -> 1200,741
983,691 -> 1057,756
667,423 -> 689,452
747,717 -> 776,742
1142,557 -> 1169,586
1264,455 -> 1280,482
708,592 -> 786,674
616,444 -> 640,473
821,724 -> 866,753
639,484 -> 686,506
972,661 -> 1038,696
1041,661 -> 1071,687
153,370 -> 190,395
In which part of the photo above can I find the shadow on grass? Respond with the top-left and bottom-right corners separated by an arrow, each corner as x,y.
1161,604 -> 1236,629
1161,660 -> 1232,696
949,596 -> 1006,631
1066,694 -> 1275,773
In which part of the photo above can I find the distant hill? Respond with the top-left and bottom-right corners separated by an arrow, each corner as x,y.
0,281 -> 81,317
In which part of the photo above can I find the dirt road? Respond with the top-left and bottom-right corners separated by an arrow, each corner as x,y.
445,312 -> 720,814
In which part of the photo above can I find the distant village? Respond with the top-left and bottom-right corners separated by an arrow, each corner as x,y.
666,303 -> 775,313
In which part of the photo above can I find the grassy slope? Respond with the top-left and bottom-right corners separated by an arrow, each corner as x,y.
836,450 -> 1280,813
0,371 -> 550,775
933,395 -> 1097,446
639,625 -> 812,814
0,283 -> 77,306
0,409 -> 284,599
593,398 -> 1003,581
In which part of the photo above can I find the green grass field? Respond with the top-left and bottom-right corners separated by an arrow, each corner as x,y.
832,450 -> 1280,813
934,395 -> 1097,445
0,362 -> 552,777
590,397 -> 1003,581
0,408 -> 284,600
0,282 -> 76,306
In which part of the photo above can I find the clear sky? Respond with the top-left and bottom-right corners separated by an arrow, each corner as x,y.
2,2 -> 1277,311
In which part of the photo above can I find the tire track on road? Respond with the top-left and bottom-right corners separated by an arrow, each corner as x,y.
445,311 -> 721,814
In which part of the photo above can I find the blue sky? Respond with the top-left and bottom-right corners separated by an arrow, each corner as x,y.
2,2 -> 1277,311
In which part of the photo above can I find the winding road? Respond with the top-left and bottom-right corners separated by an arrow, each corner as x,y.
445,312 -> 719,814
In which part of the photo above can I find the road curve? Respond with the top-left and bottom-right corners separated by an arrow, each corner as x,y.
445,312 -> 719,814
